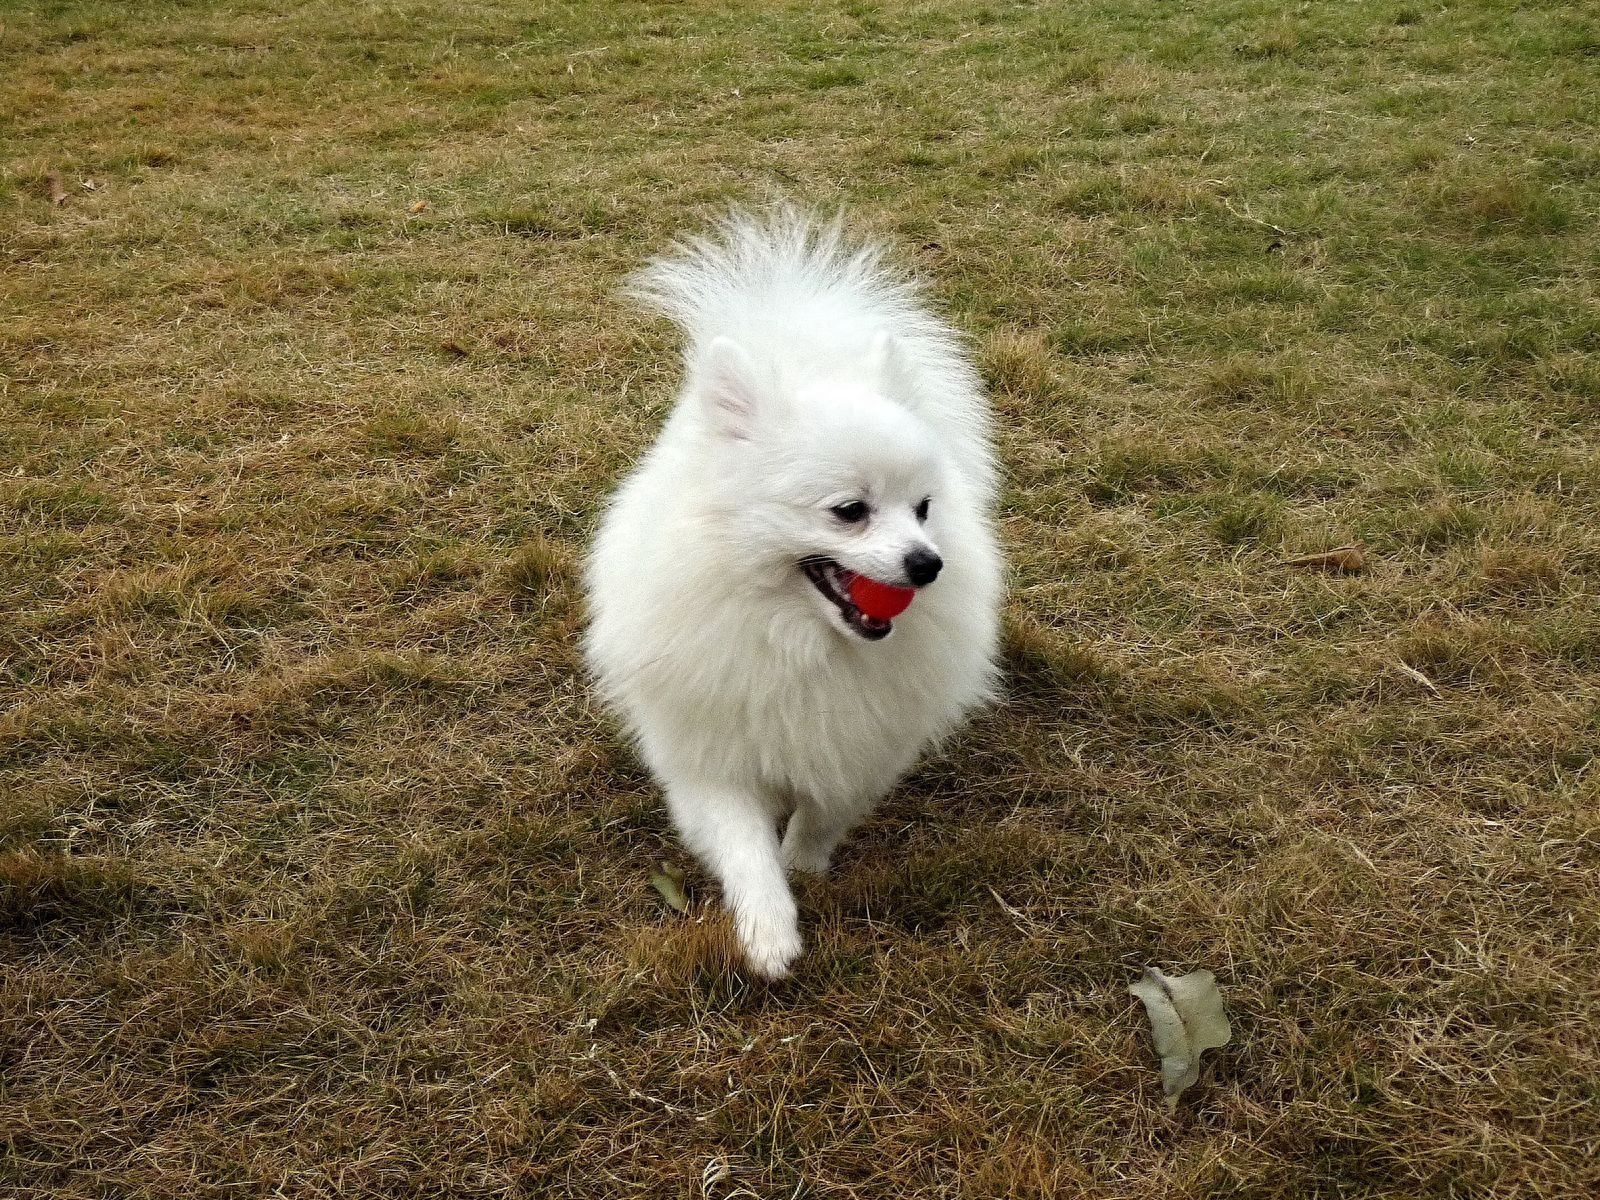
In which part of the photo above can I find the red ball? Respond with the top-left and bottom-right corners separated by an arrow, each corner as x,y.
849,573 -> 916,620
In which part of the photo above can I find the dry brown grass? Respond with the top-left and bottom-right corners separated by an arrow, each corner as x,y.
4,1 -> 1599,1196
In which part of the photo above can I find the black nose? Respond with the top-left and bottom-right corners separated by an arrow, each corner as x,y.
904,548 -> 942,587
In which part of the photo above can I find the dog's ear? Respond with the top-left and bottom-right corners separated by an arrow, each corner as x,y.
867,329 -> 918,409
698,336 -> 765,440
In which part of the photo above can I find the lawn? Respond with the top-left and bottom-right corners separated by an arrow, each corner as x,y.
3,1 -> 1598,1196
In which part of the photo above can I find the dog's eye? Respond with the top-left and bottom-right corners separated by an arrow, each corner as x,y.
914,497 -> 931,522
830,501 -> 869,524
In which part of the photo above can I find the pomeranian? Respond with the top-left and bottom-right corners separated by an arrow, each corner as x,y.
585,209 -> 1002,977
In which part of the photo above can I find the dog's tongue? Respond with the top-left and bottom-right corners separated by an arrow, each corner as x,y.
848,573 -> 916,621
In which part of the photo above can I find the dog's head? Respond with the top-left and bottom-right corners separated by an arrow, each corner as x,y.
688,331 -> 949,641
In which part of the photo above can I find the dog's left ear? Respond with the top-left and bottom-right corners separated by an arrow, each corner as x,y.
867,330 -> 918,409
698,336 -> 766,441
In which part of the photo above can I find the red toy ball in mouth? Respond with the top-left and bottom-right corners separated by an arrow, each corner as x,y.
848,573 -> 916,621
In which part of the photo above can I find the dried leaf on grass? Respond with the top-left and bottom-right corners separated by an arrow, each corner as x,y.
45,170 -> 68,206
1128,967 -> 1232,1109
1393,661 -> 1441,696
1282,542 -> 1367,572
649,861 -> 688,912
408,199 -> 430,214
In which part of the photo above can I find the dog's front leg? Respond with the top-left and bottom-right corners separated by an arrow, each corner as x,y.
665,782 -> 801,979
781,801 -> 857,876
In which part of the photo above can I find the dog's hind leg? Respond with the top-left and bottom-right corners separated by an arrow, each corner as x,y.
665,781 -> 801,979
781,801 -> 855,876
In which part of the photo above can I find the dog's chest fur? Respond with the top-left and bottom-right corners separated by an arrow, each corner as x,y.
614,592 -> 990,809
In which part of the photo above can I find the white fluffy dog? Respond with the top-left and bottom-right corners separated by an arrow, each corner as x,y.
585,210 -> 1002,977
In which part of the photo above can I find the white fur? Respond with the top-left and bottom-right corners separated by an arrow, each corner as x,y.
584,210 -> 1002,977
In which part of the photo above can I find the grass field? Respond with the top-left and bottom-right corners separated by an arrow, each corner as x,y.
4,1 -> 1599,1195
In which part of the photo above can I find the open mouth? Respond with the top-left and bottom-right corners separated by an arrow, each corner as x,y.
800,558 -> 893,640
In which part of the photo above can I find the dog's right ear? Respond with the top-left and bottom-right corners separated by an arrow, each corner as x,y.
698,336 -> 765,441
867,329 -> 918,411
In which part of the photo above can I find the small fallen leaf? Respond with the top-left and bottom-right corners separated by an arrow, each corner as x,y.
439,339 -> 469,357
45,170 -> 68,206
649,861 -> 688,912
1281,542 -> 1366,573
1393,661 -> 1441,696
1129,967 -> 1232,1109
408,199 -> 430,214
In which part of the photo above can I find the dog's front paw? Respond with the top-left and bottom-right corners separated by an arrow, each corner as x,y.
736,901 -> 802,979
781,840 -> 832,876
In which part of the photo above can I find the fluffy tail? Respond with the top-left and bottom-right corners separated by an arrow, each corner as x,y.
626,206 -> 916,345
